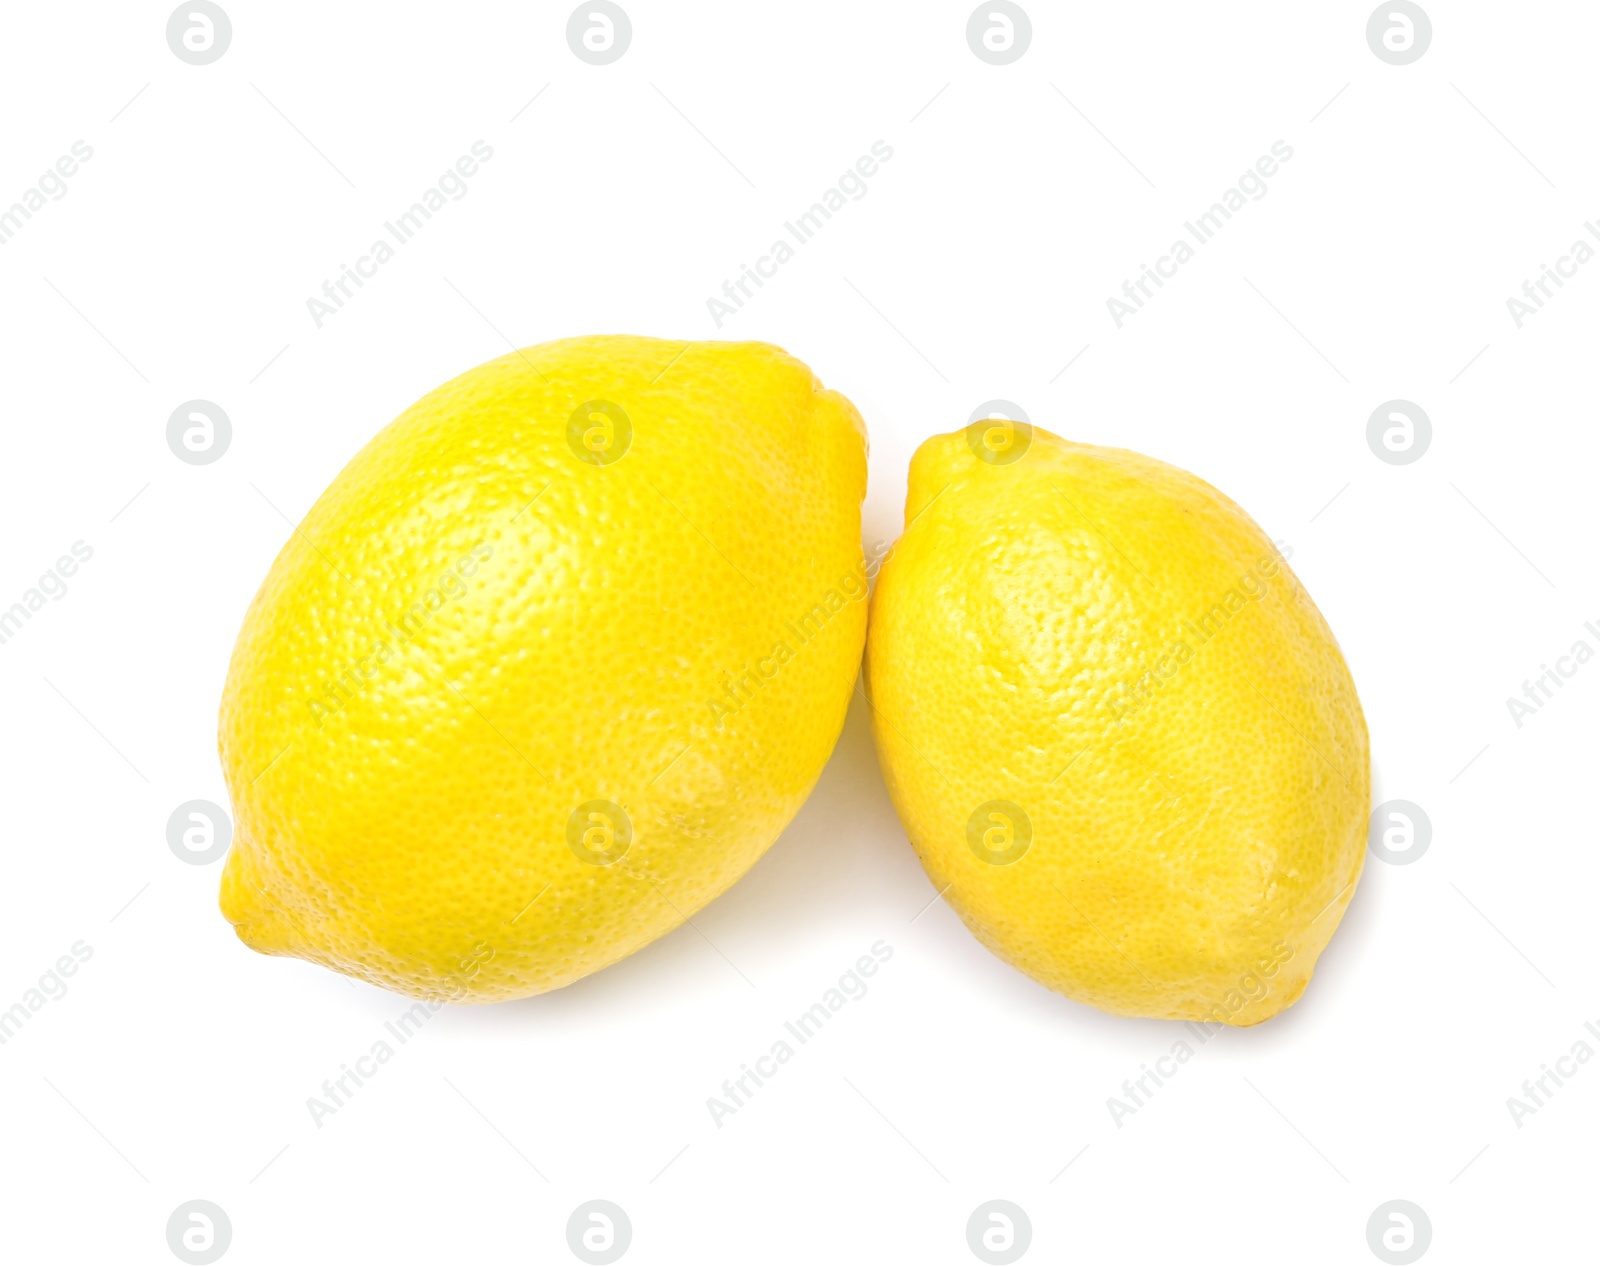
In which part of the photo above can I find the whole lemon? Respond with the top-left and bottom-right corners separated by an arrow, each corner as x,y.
219,336 -> 868,1002
865,424 -> 1368,1025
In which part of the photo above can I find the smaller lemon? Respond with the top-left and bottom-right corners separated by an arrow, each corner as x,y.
865,424 -> 1369,1025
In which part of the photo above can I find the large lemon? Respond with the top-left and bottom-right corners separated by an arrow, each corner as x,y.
219,336 -> 868,1002
865,424 -> 1368,1024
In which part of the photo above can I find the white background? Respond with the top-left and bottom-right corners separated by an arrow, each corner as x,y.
1,2 -> 1595,1263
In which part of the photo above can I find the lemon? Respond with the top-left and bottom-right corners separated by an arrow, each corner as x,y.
219,336 -> 869,1002
865,424 -> 1368,1025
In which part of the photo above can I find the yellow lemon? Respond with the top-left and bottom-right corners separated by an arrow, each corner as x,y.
219,336 -> 868,1001
865,424 -> 1368,1025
